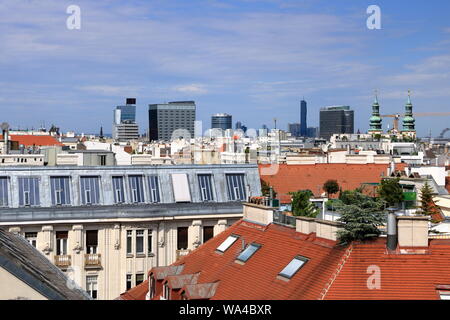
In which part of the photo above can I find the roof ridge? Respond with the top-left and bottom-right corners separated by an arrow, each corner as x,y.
318,243 -> 354,300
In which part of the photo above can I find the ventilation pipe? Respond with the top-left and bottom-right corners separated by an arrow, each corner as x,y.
386,207 -> 398,251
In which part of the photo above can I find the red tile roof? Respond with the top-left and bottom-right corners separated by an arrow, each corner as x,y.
324,238 -> 450,300
150,220 -> 348,300
259,163 -> 408,203
118,280 -> 148,300
0,134 -> 63,147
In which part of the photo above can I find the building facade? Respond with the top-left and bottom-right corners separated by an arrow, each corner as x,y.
211,113 -> 232,131
319,106 -> 354,140
0,164 -> 261,300
113,98 -> 139,141
300,100 -> 307,137
148,101 -> 196,142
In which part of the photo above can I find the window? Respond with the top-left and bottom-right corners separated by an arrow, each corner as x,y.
171,173 -> 191,202
148,230 -> 153,254
136,230 -> 144,254
225,174 -> 247,201
86,276 -> 98,299
177,227 -> 188,250
163,283 -> 171,300
126,230 -> 133,254
112,176 -> 125,203
50,177 -> 71,206
25,232 -> 37,247
147,176 -> 161,203
56,231 -> 68,255
216,235 -> 239,253
0,177 -> 8,207
278,256 -> 309,279
136,273 -> 144,286
86,230 -> 98,254
149,275 -> 156,299
128,176 -> 145,203
80,177 -> 100,205
236,243 -> 261,263
126,274 -> 132,290
18,177 -> 40,207
198,174 -> 214,201
440,292 -> 450,300
203,226 -> 214,243
99,155 -> 107,166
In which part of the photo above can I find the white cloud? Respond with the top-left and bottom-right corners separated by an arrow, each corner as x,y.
173,84 -> 208,95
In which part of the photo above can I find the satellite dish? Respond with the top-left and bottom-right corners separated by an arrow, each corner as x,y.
1,122 -> 9,131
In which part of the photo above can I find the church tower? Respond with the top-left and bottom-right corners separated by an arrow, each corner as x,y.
368,91 -> 383,134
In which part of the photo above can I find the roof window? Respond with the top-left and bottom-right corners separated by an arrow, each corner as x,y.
216,234 -> 239,253
278,256 -> 309,279
236,243 -> 261,263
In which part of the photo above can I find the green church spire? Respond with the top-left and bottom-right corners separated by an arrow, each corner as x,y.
369,90 -> 382,133
402,90 -> 416,132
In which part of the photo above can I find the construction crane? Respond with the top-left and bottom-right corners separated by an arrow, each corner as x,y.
381,112 -> 450,132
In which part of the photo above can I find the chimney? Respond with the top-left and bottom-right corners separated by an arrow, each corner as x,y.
243,201 -> 275,226
315,219 -> 343,241
1,122 -> 10,154
295,216 -> 316,235
397,215 -> 430,248
386,208 -> 398,251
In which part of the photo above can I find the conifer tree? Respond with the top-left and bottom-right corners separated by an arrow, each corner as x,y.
335,190 -> 385,244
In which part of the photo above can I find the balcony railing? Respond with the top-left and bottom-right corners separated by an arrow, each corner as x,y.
55,255 -> 71,268
176,249 -> 191,260
85,253 -> 102,268
273,211 -> 296,228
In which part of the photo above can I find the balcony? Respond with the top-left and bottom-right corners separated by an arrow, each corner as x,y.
85,253 -> 102,269
55,255 -> 71,268
176,249 -> 191,260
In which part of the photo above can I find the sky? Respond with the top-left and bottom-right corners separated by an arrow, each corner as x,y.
1,0 -> 450,137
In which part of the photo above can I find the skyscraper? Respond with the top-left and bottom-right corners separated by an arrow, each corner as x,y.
148,101 -> 196,141
211,113 -> 232,131
288,123 -> 301,137
112,98 -> 139,141
300,99 -> 307,136
319,106 -> 354,140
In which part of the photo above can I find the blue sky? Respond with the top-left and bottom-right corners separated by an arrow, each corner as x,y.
1,0 -> 450,137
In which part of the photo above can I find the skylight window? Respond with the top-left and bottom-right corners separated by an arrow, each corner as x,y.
278,256 -> 309,279
236,243 -> 261,262
216,235 -> 239,253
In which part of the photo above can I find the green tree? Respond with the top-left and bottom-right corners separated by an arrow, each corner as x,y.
378,178 -> 403,208
290,190 -> 318,218
335,190 -> 385,244
323,179 -> 339,197
419,182 -> 438,216
261,180 -> 277,198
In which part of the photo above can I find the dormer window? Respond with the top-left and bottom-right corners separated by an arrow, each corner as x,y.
163,283 -> 171,300
278,256 -> 309,280
216,234 -> 239,253
236,243 -> 261,263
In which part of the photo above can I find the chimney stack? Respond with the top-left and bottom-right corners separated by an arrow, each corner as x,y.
386,208 -> 398,251
1,122 -> 10,154
397,215 -> 429,248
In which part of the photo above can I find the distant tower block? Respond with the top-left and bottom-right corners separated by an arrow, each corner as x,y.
368,91 -> 383,135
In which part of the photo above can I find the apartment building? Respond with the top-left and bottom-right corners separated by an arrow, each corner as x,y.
0,164 -> 261,300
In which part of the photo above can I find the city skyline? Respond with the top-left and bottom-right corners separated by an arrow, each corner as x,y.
1,1 -> 450,137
